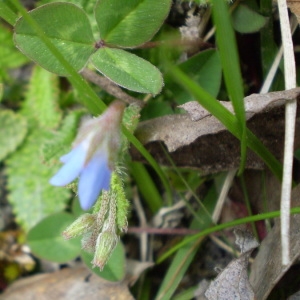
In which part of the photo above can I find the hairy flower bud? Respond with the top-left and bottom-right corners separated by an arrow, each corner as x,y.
62,213 -> 96,240
92,230 -> 119,270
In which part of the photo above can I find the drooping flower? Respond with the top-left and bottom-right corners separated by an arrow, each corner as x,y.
50,101 -> 125,210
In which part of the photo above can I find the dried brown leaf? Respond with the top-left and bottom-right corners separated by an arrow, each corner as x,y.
249,184 -> 300,300
288,290 -> 300,300
234,228 -> 260,254
132,88 -> 300,174
205,229 -> 258,300
288,1 -> 300,23
0,265 -> 134,300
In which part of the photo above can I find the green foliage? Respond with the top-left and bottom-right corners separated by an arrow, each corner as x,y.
0,24 -> 28,79
5,66 -> 70,230
0,110 -> 27,161
14,2 -> 95,75
0,0 -> 294,295
90,48 -> 163,94
21,66 -> 62,129
13,0 -> 170,93
0,1 -> 18,25
95,0 -> 172,47
232,4 -> 268,33
6,129 -> 70,231
27,212 -> 81,262
165,49 -> 222,104
212,0 -> 247,173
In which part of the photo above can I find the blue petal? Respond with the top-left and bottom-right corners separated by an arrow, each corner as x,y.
50,145 -> 86,186
78,152 -> 112,210
60,151 -> 74,163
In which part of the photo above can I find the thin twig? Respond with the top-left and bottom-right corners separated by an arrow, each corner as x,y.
212,169 -> 237,222
277,2 -> 297,265
80,68 -> 144,108
132,187 -> 148,262
127,227 -> 200,235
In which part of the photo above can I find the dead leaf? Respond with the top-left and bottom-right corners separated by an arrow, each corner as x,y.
205,229 -> 258,300
194,279 -> 210,300
234,228 -> 260,254
288,1 -> 300,23
288,290 -> 300,299
0,264 -> 134,300
249,184 -> 300,300
131,88 -> 300,174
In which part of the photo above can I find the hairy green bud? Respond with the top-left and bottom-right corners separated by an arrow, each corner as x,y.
62,213 -> 95,240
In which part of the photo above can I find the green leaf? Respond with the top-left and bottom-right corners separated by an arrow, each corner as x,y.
27,212 -> 81,263
14,2 -> 95,75
166,49 -> 222,104
22,66 -> 62,129
95,0 -> 171,47
212,0 -> 246,173
232,4 -> 268,34
0,24 -> 28,70
6,129 -> 70,231
0,110 -> 27,161
0,1 -> 18,25
90,48 -> 163,94
130,162 -> 163,213
10,0 -> 172,207
81,242 -> 125,282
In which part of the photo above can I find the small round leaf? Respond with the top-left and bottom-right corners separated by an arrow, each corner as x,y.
14,3 -> 95,75
27,213 -> 81,263
232,4 -> 268,34
95,0 -> 172,47
90,48 -> 163,95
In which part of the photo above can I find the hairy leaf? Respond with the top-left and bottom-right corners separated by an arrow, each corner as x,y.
22,66 -> 62,129
6,129 -> 70,231
0,110 -> 27,161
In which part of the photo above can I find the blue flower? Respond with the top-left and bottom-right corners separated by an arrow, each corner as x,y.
50,101 -> 125,210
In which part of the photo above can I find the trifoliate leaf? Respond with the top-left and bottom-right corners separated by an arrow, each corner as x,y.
0,110 -> 27,161
95,0 -> 172,47
90,48 -> 163,95
14,2 -> 95,75
6,129 -> 70,231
